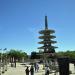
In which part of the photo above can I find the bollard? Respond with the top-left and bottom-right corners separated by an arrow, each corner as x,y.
57,57 -> 69,75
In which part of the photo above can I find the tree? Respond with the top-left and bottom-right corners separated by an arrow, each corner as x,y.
56,50 -> 75,58
7,49 -> 28,67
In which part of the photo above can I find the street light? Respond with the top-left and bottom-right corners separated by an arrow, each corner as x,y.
4,48 -> 7,71
2,48 -> 7,73
0,48 -> 2,75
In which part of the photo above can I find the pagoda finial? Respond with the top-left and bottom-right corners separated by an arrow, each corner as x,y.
45,16 -> 48,29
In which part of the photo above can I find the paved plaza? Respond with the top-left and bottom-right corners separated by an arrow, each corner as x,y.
1,63 -> 45,75
1,63 -> 75,75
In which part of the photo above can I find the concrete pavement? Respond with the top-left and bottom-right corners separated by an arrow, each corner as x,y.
1,63 -> 75,75
1,63 -> 45,75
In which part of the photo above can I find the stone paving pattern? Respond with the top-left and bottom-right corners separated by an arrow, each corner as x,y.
1,63 -> 75,75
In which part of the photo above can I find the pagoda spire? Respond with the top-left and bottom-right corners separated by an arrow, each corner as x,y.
38,16 -> 58,53
45,16 -> 48,29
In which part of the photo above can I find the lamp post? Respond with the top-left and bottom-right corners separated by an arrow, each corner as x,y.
2,49 -> 5,73
0,48 -> 2,75
4,48 -> 7,71
2,48 -> 7,73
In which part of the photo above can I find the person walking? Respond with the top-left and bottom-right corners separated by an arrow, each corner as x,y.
74,63 -> 75,69
36,63 -> 39,72
45,66 -> 50,75
30,65 -> 34,75
34,63 -> 37,72
25,66 -> 29,75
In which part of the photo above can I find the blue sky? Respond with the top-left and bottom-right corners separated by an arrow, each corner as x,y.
0,0 -> 75,54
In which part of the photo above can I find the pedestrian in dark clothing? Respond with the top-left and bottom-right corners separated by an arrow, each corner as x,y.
45,67 -> 50,75
34,63 -> 36,71
46,70 -> 49,75
74,63 -> 75,69
30,65 -> 34,75
25,66 -> 29,75
36,63 -> 39,72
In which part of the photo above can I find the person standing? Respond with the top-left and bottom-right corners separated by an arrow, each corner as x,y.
36,63 -> 39,72
30,65 -> 34,75
45,67 -> 50,75
25,66 -> 29,75
34,63 -> 37,71
74,63 -> 75,69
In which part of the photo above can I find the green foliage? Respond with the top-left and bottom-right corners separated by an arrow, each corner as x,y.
56,50 -> 75,58
7,49 -> 28,59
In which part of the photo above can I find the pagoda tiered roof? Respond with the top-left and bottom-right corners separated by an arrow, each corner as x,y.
38,40 -> 57,44
38,45 -> 58,49
39,35 -> 56,39
39,29 -> 55,34
38,16 -> 57,53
